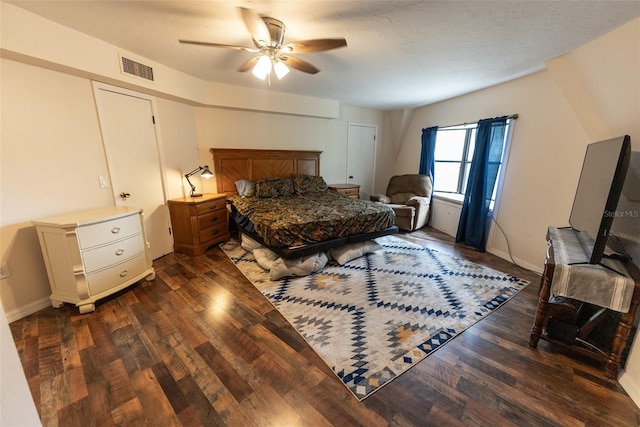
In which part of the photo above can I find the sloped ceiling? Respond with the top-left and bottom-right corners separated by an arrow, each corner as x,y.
7,0 -> 640,110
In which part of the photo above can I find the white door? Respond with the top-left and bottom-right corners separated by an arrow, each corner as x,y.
93,83 -> 173,260
347,123 -> 377,200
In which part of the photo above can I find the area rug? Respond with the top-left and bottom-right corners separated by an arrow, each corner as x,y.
220,235 -> 529,400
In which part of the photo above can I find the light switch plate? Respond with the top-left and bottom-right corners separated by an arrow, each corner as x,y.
99,176 -> 109,188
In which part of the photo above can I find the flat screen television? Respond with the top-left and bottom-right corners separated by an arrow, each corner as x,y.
569,135 -> 631,265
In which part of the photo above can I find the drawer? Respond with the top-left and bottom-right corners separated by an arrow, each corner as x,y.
81,233 -> 145,273
195,198 -> 226,216
197,210 -> 226,230
87,252 -> 148,296
340,188 -> 359,197
77,213 -> 141,249
198,222 -> 228,244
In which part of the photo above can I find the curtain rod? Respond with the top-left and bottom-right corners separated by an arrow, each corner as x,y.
439,114 -> 519,129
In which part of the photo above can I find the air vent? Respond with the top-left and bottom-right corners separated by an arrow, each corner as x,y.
121,57 -> 154,81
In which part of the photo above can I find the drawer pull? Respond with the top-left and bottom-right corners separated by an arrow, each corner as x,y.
119,270 -> 128,278
210,216 -> 218,222
212,230 -> 219,235
115,248 -> 125,256
209,205 -> 217,210
111,227 -> 121,234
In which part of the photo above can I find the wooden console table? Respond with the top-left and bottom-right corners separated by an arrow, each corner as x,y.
529,227 -> 640,378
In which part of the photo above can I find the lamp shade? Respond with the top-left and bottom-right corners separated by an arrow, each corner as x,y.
274,61 -> 290,79
184,165 -> 213,197
252,55 -> 272,80
201,165 -> 213,179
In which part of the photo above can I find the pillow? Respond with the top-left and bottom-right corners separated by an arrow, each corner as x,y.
255,177 -> 294,198
234,179 -> 255,197
291,174 -> 328,195
330,240 -> 384,265
254,247 -> 279,271
241,233 -> 263,253
270,252 -> 328,280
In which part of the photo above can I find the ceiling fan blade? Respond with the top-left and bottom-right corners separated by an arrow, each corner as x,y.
282,38 -> 347,54
237,56 -> 260,72
280,56 -> 320,74
239,7 -> 271,45
179,40 -> 257,52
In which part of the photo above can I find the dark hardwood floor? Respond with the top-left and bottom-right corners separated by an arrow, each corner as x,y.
10,227 -> 640,426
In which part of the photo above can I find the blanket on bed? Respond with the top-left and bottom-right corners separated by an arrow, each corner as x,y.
228,191 -> 395,248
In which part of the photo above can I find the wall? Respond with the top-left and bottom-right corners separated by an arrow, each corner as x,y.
0,59 -> 113,317
546,18 -> 640,262
154,98 -> 201,200
430,197 -> 462,237
194,105 -> 385,192
0,59 -> 204,319
549,16 -> 640,405
394,69 -> 589,271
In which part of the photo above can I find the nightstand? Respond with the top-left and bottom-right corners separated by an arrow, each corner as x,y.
168,193 -> 230,256
328,183 -> 360,199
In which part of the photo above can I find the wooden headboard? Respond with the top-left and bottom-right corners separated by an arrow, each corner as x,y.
209,148 -> 322,195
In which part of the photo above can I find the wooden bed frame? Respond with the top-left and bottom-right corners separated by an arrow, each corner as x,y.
209,148 -> 398,259
210,148 -> 321,196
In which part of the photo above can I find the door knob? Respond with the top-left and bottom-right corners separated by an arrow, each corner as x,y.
119,192 -> 131,199
349,176 -> 354,179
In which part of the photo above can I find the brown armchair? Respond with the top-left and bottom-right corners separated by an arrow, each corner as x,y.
370,174 -> 433,231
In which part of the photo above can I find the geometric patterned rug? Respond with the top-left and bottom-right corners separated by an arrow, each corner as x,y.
220,235 -> 529,400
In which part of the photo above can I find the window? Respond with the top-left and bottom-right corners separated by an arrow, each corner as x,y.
433,120 -> 512,204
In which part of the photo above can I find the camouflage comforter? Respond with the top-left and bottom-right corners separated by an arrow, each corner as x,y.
228,191 -> 396,248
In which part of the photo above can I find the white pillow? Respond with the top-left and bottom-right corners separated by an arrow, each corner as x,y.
241,233 -> 263,253
270,252 -> 328,280
254,248 -> 278,271
330,241 -> 384,265
234,179 -> 255,197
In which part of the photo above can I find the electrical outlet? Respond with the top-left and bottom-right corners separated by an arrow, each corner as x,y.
0,263 -> 10,279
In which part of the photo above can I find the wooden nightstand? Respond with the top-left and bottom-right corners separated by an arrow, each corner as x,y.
168,193 -> 230,256
328,183 -> 360,199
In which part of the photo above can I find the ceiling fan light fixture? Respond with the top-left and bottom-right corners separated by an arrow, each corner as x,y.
252,55 -> 272,80
274,60 -> 289,79
181,8 -> 347,80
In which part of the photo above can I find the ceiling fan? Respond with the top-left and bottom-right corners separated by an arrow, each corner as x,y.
179,7 -> 347,80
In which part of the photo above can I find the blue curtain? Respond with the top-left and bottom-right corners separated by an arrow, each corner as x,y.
419,126 -> 438,184
455,117 -> 508,251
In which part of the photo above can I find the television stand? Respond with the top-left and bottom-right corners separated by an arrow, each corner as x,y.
529,226 -> 640,379
568,260 -> 625,276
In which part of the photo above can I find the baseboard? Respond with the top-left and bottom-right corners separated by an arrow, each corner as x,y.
5,297 -> 51,323
487,247 -> 543,275
619,369 -> 640,409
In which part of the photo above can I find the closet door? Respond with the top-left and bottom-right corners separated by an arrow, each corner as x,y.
93,83 -> 173,259
347,123 -> 377,200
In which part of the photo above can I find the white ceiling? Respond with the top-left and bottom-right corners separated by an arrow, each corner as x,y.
7,0 -> 640,110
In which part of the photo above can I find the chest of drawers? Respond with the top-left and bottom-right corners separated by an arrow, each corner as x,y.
328,183 -> 360,199
33,207 -> 155,314
168,193 -> 230,256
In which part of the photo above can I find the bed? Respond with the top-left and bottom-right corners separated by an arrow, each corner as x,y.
210,148 -> 398,260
